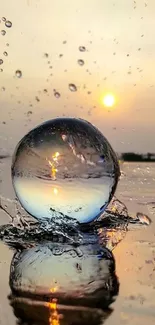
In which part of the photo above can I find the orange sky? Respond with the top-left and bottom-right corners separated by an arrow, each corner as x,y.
0,0 -> 155,154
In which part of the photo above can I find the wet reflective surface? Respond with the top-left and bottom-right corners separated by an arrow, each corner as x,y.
11,118 -> 120,224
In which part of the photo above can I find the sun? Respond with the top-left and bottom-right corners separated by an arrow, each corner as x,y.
102,94 -> 115,108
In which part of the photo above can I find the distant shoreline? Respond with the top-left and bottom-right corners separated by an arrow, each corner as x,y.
119,152 -> 155,163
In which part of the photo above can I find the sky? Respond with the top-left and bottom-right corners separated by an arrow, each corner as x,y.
0,0 -> 155,154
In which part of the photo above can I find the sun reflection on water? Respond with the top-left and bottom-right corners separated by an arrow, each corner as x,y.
47,297 -> 61,325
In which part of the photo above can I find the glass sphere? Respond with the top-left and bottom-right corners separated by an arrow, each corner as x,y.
11,118 -> 120,223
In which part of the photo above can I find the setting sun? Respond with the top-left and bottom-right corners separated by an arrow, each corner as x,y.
102,94 -> 115,108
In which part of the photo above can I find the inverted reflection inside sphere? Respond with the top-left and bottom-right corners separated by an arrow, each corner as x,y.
11,118 -> 120,223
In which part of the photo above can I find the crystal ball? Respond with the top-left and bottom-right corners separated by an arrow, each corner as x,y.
11,118 -> 120,223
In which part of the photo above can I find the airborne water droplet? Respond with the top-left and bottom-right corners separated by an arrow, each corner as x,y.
2,17 -> 6,22
1,30 -> 6,36
77,59 -> 84,66
0,59 -> 3,65
54,91 -> 60,98
35,96 -> 40,102
5,20 -> 12,28
68,83 -> 77,92
15,70 -> 22,78
3,51 -> 8,56
79,46 -> 86,52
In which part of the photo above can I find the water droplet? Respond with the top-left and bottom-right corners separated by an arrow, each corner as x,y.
79,46 -> 86,52
0,59 -> 3,65
62,40 -> 67,44
2,17 -> 6,22
44,53 -> 49,58
11,117 -> 120,223
1,86 -> 5,91
68,83 -> 77,92
54,91 -> 60,98
1,30 -> 6,36
15,70 -> 22,78
5,20 -> 12,28
6,42 -> 9,46
77,59 -> 84,66
3,51 -> 8,56
0,68 -> 3,72
27,110 -> 32,116
59,54 -> 63,58
35,96 -> 40,102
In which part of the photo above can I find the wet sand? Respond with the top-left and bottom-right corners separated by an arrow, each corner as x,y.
0,161 -> 155,324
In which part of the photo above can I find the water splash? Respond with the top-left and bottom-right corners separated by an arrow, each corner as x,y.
0,194 -> 150,250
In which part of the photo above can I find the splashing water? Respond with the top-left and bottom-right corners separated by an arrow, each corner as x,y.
11,118 -> 120,224
0,192 -> 150,250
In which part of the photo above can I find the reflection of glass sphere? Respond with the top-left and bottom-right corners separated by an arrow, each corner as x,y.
9,240 -> 119,325
11,118 -> 120,223
9,240 -> 118,325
